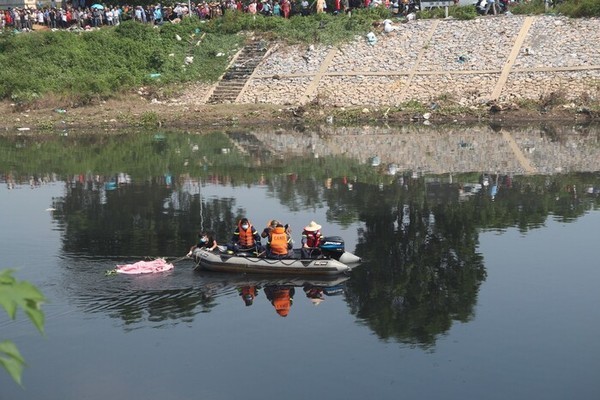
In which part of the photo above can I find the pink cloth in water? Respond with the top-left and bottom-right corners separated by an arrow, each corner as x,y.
116,259 -> 174,274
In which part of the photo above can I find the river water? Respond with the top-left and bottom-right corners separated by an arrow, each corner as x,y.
0,124 -> 599,399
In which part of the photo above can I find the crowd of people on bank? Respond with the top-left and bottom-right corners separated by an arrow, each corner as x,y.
0,0 -> 435,31
1,0 -> 519,32
187,218 -> 324,259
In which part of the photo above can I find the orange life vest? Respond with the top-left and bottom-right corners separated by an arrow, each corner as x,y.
237,221 -> 256,248
272,288 -> 292,317
269,226 -> 289,255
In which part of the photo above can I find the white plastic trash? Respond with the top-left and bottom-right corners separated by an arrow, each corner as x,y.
366,32 -> 377,45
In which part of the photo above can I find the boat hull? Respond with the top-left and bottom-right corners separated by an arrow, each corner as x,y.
193,249 -> 352,275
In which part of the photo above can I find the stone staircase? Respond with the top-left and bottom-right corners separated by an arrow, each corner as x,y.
207,40 -> 268,104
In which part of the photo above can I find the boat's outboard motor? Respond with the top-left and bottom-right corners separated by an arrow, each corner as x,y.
319,236 -> 345,260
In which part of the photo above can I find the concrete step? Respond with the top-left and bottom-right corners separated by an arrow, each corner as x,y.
207,40 -> 269,104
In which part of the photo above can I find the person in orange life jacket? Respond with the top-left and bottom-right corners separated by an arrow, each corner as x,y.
187,231 -> 218,257
261,219 -> 279,239
261,219 -> 292,239
230,218 -> 262,253
266,223 -> 293,259
265,285 -> 295,317
238,285 -> 259,306
301,220 -> 322,259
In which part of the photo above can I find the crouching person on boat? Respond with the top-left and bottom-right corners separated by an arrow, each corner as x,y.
229,218 -> 263,255
262,219 -> 292,239
301,221 -> 322,259
187,231 -> 218,257
261,219 -> 279,240
266,223 -> 293,259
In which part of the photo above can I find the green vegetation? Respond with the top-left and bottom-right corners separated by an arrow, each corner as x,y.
0,10 -> 390,105
0,19 -> 242,104
554,0 -> 600,17
416,0 -> 600,18
202,7 -> 391,43
0,270 -> 45,385
511,0 -> 600,17
510,0 -> 547,15
418,5 -> 479,20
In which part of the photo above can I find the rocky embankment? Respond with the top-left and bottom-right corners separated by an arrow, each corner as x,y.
194,15 -> 600,108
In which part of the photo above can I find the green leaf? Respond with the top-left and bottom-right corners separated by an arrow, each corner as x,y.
0,269 -> 16,284
0,271 -> 45,332
24,305 -> 45,335
0,340 -> 26,385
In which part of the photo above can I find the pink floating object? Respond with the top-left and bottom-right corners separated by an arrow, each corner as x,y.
115,259 -> 174,275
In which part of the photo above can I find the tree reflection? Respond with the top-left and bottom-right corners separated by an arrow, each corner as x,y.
52,178 -> 239,259
342,180 -> 486,347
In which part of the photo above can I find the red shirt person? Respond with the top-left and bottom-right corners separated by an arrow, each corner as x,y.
301,221 -> 322,258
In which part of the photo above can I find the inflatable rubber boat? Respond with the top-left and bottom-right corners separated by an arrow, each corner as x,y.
193,236 -> 360,276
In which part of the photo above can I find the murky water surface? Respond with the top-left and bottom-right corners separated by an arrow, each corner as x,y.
1,124 -> 599,399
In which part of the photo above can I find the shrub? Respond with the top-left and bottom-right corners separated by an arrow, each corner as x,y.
418,7 -> 446,19
511,0 -> 547,15
452,5 -> 478,20
419,5 -> 480,20
115,20 -> 159,42
556,0 -> 600,17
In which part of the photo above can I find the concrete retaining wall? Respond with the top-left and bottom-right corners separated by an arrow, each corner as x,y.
236,15 -> 600,107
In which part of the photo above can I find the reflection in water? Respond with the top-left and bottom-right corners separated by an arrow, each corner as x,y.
69,265 -> 351,327
1,125 -> 598,345
238,285 -> 259,306
265,286 -> 295,317
348,179 -> 487,347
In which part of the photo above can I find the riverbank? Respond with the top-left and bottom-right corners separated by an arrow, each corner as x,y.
0,88 -> 596,135
1,14 -> 599,133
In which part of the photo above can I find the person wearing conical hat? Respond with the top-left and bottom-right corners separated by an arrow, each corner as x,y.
301,221 -> 322,259
304,285 -> 325,305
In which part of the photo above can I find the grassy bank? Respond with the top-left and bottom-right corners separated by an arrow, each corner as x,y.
0,21 -> 243,105
417,0 -> 600,19
0,9 -> 389,106
511,0 -> 600,17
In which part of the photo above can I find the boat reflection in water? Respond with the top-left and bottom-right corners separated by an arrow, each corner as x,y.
197,271 -> 350,317
72,267 -> 351,327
